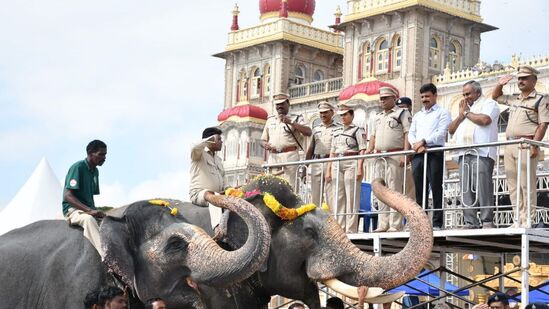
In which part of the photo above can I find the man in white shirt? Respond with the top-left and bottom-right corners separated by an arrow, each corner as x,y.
408,83 -> 451,230
449,80 -> 500,229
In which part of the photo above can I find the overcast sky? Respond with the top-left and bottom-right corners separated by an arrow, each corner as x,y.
0,0 -> 548,209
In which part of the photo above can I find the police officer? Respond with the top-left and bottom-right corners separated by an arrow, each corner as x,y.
471,292 -> 510,309
367,87 -> 412,232
262,93 -> 312,189
493,66 -> 549,227
189,127 -> 226,228
306,101 -> 340,206
328,103 -> 367,233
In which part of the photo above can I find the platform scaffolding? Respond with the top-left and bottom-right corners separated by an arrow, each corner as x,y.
348,227 -> 549,307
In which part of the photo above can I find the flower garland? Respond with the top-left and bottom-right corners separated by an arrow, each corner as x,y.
149,199 -> 178,216
224,187 -> 329,221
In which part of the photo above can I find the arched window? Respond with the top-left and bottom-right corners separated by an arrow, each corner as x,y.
448,40 -> 462,71
375,39 -> 389,73
239,131 -> 249,160
498,109 -> 509,133
295,66 -> 305,85
313,70 -> 324,82
250,138 -> 265,158
250,67 -> 261,99
361,41 -> 371,78
238,70 -> 248,102
392,35 -> 402,71
263,64 -> 271,96
429,36 -> 441,69
225,129 -> 239,165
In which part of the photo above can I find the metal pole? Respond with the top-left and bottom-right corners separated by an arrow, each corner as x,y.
373,235 -> 382,309
423,152 -> 428,210
526,147 -> 532,228
334,160 -> 340,221
440,250 -> 447,303
521,233 -> 530,305
499,254 -> 505,292
516,147 -> 522,225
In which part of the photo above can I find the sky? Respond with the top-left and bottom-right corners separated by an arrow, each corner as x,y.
0,0 -> 548,209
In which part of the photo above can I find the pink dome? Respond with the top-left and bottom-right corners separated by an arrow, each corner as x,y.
217,104 -> 268,122
339,80 -> 399,101
259,0 -> 316,17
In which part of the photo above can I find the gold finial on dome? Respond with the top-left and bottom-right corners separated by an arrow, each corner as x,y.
232,3 -> 240,16
334,5 -> 342,18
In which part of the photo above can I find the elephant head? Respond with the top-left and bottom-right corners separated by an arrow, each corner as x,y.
100,195 -> 270,309
218,175 -> 433,308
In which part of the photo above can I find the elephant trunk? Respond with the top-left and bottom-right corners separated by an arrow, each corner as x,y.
347,178 -> 432,289
187,195 -> 270,287
312,178 -> 432,290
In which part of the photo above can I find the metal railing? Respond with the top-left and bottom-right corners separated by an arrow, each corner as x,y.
288,77 -> 343,99
263,138 -> 549,232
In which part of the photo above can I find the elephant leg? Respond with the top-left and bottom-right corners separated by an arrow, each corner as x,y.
302,281 -> 321,309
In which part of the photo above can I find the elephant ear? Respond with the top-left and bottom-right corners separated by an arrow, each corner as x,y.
100,215 -> 135,289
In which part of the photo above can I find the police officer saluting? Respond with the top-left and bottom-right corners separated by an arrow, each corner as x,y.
306,101 -> 341,206
367,87 -> 412,232
492,65 -> 549,227
328,103 -> 367,233
262,93 -> 312,189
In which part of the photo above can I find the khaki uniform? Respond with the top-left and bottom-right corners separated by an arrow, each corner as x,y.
497,91 -> 549,226
371,107 -> 412,231
189,139 -> 226,206
331,124 -> 367,233
261,113 -> 306,188
310,121 -> 341,206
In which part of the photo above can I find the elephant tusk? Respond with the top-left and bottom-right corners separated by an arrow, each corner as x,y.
322,279 -> 383,299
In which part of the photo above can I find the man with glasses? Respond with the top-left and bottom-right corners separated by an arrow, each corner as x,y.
449,80 -> 500,229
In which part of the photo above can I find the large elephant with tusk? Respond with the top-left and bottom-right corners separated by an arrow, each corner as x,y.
206,175 -> 433,309
0,195 -> 270,309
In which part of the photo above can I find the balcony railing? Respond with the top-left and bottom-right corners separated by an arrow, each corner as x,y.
226,19 -> 343,54
346,0 -> 481,21
433,54 -> 549,85
263,139 -> 549,232
288,77 -> 343,99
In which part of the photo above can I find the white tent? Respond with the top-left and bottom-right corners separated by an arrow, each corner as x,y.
0,158 -> 63,235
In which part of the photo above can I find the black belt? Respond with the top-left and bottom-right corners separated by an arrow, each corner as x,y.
312,154 -> 330,159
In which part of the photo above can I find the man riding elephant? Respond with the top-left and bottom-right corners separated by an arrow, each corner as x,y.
208,175 -> 433,308
0,193 -> 270,308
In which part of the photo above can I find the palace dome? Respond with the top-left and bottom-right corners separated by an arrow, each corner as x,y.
339,80 -> 399,102
217,104 -> 268,123
259,0 -> 316,23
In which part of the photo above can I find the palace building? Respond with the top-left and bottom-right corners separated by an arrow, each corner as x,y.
213,0 -> 549,187
212,1 -> 549,306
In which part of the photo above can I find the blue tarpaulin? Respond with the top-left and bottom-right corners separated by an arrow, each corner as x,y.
388,270 -> 469,297
517,281 -> 549,303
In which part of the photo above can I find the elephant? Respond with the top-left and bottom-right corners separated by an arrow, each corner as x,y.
205,175 -> 433,309
0,194 -> 270,308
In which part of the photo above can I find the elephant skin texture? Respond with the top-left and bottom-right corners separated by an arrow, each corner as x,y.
0,196 -> 270,309
205,176 -> 433,309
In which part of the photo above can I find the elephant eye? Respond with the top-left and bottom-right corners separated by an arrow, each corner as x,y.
304,227 -> 317,240
165,236 -> 188,254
